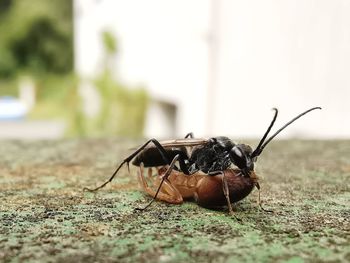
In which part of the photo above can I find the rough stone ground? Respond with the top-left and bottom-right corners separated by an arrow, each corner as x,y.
0,139 -> 349,263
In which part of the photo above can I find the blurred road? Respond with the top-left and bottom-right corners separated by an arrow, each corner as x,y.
0,120 -> 66,139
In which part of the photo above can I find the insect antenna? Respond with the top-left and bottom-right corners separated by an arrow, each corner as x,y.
251,108 -> 278,158
251,107 -> 321,158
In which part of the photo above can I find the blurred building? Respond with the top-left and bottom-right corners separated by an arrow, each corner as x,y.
74,0 -> 350,139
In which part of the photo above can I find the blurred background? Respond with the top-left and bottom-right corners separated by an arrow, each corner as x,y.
0,0 -> 349,140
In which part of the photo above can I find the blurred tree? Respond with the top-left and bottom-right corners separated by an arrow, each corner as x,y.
83,31 -> 148,137
102,30 -> 118,55
0,2 -> 148,138
0,0 -> 73,78
93,70 -> 148,137
27,30 -> 148,138
0,0 -> 12,16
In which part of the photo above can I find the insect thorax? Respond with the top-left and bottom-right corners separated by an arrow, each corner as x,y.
190,139 -> 233,174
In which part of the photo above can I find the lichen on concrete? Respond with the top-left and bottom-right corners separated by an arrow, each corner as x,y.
0,139 -> 349,262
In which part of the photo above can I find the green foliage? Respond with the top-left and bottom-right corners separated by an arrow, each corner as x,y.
0,2 -> 148,138
93,71 -> 148,137
75,30 -> 149,138
0,77 -> 18,96
0,0 -> 73,77
29,72 -> 148,138
102,31 -> 118,55
28,74 -> 80,119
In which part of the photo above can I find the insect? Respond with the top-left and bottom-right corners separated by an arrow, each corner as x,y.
84,107 -> 321,214
138,165 -> 261,210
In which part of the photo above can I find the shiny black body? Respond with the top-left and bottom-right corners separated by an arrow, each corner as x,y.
132,136 -> 254,176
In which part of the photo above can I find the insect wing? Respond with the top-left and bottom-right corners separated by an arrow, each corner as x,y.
159,138 -> 208,148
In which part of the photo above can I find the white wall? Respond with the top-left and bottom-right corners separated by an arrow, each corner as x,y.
74,0 -> 350,139
212,0 -> 350,139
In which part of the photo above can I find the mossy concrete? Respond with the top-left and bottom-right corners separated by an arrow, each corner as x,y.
0,139 -> 349,262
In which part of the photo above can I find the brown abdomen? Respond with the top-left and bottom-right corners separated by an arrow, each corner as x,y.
195,170 -> 256,207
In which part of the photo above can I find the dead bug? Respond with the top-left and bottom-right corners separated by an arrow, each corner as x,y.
84,107 -> 321,214
138,166 -> 262,210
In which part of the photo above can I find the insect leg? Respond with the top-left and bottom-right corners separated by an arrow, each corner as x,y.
136,154 -> 180,211
138,163 -> 183,204
255,183 -> 273,213
147,167 -> 153,178
83,139 -> 177,192
222,172 -> 234,215
207,170 -> 234,214
184,132 -> 194,138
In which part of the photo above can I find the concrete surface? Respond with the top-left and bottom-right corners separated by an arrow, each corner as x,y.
0,139 -> 349,262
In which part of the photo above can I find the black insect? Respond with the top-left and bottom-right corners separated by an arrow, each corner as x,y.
84,107 -> 321,214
